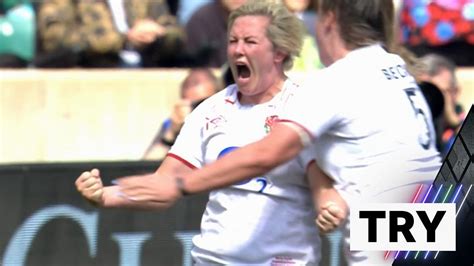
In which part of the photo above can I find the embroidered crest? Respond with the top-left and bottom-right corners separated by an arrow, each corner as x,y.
264,115 -> 279,133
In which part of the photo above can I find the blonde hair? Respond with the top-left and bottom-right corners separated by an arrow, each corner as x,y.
228,0 -> 305,70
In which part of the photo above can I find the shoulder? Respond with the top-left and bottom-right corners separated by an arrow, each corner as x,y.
280,78 -> 301,97
192,84 -> 238,112
317,46 -> 392,86
293,68 -> 350,110
300,68 -> 333,90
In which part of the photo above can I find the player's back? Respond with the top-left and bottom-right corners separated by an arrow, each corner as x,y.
306,44 -> 442,200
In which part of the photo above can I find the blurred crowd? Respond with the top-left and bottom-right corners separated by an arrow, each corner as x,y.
1,0 -> 470,70
0,0 -> 324,70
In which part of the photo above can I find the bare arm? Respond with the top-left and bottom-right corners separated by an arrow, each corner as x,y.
75,156 -> 194,210
110,123 -> 306,208
307,161 -> 348,233
181,123 -> 304,194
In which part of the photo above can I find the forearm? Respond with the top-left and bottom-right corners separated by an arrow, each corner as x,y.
183,143 -> 275,193
312,176 -> 338,212
315,187 -> 343,212
101,185 -> 133,208
182,125 -> 303,194
308,162 -> 348,232
307,162 -> 343,211
101,185 -> 167,210
313,174 -> 335,202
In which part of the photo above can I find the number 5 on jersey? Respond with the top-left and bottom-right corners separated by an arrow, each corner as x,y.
404,88 -> 432,150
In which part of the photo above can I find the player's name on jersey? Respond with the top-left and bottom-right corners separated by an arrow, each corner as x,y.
381,64 -> 410,80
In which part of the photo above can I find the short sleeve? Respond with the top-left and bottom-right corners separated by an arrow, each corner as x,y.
298,143 -> 318,172
168,105 -> 206,169
279,72 -> 344,143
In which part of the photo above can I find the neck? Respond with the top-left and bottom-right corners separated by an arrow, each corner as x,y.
239,76 -> 287,105
332,48 -> 350,64
324,35 -> 350,66
319,14 -> 350,66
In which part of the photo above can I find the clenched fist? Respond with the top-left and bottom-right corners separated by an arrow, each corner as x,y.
316,201 -> 347,233
75,168 -> 104,205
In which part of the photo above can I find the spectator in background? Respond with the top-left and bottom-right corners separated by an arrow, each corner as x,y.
143,68 -> 220,160
35,0 -> 185,68
166,0 -> 179,16
399,0 -> 474,66
107,0 -> 185,68
35,0 -> 122,68
283,0 -> 323,71
184,0 -> 247,68
177,0 -> 211,25
417,53 -> 465,156
0,0 -> 35,68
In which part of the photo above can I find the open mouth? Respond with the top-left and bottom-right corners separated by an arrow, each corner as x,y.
236,64 -> 251,79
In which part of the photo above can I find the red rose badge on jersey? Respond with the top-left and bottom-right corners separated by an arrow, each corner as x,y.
264,115 -> 279,133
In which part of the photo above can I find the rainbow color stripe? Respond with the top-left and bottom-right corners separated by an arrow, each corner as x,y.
387,184 -> 472,261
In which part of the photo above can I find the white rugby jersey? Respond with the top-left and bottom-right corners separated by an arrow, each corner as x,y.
281,44 -> 442,205
169,79 -> 321,265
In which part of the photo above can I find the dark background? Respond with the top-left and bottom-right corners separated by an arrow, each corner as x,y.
0,161 -> 208,266
393,105 -> 474,266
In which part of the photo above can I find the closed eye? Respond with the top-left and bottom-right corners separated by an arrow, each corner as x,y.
243,36 -> 258,43
245,38 -> 257,44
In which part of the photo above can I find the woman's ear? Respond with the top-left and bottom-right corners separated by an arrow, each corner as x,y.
320,11 -> 336,34
274,49 -> 288,64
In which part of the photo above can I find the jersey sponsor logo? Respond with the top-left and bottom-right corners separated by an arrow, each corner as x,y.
205,115 -> 226,131
218,146 -> 268,193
